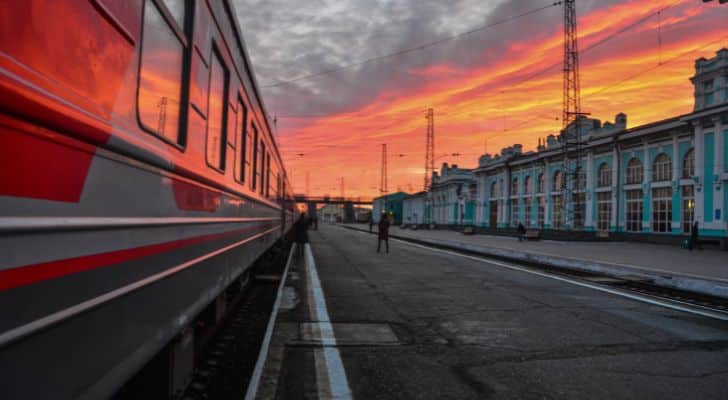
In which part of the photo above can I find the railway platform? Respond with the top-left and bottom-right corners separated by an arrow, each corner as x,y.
251,225 -> 728,399
343,223 -> 728,299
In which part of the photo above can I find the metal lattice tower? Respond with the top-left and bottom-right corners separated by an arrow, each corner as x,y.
562,0 -> 581,132
380,144 -> 388,194
424,108 -> 435,191
560,0 -> 587,229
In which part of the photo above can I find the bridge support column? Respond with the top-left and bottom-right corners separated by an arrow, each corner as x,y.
344,202 -> 355,223
307,202 -> 317,219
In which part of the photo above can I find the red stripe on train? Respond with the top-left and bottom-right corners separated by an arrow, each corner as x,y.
0,223 -> 273,292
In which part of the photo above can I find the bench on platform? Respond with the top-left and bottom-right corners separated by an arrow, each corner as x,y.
524,229 -> 541,240
462,226 -> 475,235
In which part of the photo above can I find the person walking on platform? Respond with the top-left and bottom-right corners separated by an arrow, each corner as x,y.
517,222 -> 526,242
377,212 -> 390,253
368,216 -> 374,233
294,213 -> 309,259
689,220 -> 702,251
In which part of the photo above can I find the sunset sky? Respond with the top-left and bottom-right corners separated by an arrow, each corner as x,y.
234,0 -> 728,198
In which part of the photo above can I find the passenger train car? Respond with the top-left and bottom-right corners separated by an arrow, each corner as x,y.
0,0 -> 294,398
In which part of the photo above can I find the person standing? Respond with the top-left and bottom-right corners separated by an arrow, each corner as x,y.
377,212 -> 390,253
368,215 -> 374,233
517,222 -> 526,242
294,213 -> 309,258
689,220 -> 702,251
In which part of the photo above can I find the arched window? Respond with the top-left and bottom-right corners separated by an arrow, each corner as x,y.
626,158 -> 643,184
682,148 -> 694,179
537,173 -> 545,193
511,177 -> 519,196
652,153 -> 672,182
598,163 -> 612,187
574,167 -> 586,190
490,181 -> 499,197
524,176 -> 532,195
552,170 -> 563,191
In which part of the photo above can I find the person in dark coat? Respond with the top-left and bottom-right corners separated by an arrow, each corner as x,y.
377,213 -> 390,253
368,216 -> 374,233
689,220 -> 702,250
517,222 -> 526,242
294,213 -> 309,258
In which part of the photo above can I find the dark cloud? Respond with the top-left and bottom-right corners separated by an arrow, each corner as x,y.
233,0 -> 625,119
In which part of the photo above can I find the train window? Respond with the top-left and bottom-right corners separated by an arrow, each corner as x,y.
206,48 -> 228,171
247,125 -> 254,184
277,173 -> 282,201
159,0 -> 185,28
266,154 -> 271,198
251,124 -> 259,190
259,142 -> 266,194
237,98 -> 248,183
138,0 -> 186,143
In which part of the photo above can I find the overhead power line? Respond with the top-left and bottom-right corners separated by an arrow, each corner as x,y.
585,34 -> 728,99
262,1 -> 563,88
439,1 -> 682,120
276,2 -> 682,128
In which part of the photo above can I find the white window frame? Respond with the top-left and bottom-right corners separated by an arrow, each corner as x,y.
626,158 -> 643,184
682,148 -> 694,179
651,187 -> 672,233
598,163 -> 612,187
597,191 -> 611,231
625,189 -> 643,232
652,153 -> 672,182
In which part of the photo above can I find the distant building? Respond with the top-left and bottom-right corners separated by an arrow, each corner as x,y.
319,204 -> 343,223
373,192 -> 408,225
429,163 -> 477,225
403,191 -> 426,225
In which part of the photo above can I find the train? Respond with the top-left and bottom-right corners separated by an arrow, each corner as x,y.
0,0 -> 294,398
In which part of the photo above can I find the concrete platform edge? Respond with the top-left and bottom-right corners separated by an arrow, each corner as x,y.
340,225 -> 728,300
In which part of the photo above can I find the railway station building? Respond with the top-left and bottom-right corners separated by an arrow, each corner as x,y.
373,192 -> 407,224
403,191 -> 427,225
428,163 -> 477,226
468,48 -> 728,247
393,48 -> 728,247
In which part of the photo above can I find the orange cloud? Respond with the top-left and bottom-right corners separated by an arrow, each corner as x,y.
275,0 -> 728,198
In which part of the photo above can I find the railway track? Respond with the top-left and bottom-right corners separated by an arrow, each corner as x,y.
117,242 -> 295,400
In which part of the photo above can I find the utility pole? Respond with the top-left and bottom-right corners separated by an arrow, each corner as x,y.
561,0 -> 588,229
340,176 -> 345,198
380,144 -> 388,194
424,108 -> 435,191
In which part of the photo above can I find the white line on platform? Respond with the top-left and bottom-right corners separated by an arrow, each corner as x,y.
343,227 -> 728,322
245,243 -> 296,400
304,243 -> 353,399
